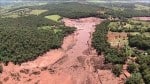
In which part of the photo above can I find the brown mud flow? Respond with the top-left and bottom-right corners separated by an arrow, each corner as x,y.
0,17 -> 126,84
132,17 -> 150,21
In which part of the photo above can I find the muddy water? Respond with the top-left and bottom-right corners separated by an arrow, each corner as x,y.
0,17 -> 125,84
60,18 -> 102,67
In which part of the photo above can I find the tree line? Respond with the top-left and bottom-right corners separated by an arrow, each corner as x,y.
92,21 -> 129,76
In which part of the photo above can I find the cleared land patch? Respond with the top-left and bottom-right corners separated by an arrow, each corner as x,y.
2,9 -> 47,18
107,32 -> 128,47
45,15 -> 61,22
30,9 -> 48,15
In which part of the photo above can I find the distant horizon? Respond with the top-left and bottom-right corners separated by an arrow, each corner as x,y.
0,0 -> 150,3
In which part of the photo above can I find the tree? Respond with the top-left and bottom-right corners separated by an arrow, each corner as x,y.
125,73 -> 143,84
127,63 -> 138,73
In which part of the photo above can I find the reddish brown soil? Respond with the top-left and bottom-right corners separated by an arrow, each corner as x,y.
132,17 -> 150,21
0,17 -> 127,84
107,31 -> 128,48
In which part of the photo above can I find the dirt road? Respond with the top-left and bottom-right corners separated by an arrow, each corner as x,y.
0,17 -> 125,84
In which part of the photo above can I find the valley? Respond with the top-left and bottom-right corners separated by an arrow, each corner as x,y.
0,1 -> 150,84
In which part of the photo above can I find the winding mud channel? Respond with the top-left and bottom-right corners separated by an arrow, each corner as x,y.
0,17 -> 125,84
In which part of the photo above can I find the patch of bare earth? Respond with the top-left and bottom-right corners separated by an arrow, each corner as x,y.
107,31 -> 128,48
1,17 -> 126,84
132,17 -> 150,21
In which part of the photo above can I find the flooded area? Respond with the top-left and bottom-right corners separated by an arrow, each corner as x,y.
0,17 -> 126,84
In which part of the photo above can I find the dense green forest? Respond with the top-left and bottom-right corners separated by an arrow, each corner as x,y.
126,33 -> 150,84
35,3 -> 107,19
136,53 -> 150,84
0,15 -> 75,64
128,35 -> 150,51
4,2 -> 150,19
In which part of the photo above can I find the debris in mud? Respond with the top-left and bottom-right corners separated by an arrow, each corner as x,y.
77,56 -> 86,66
48,68 -> 55,74
10,72 -> 21,81
0,81 -> 2,84
85,77 -> 91,84
71,64 -> 80,69
54,55 -> 68,65
90,57 -> 104,70
41,67 -> 47,71
3,77 -> 9,82
26,78 -> 32,82
100,63 -> 113,70
82,49 -> 91,55
20,69 -> 29,74
30,71 -> 41,75
35,80 -> 40,84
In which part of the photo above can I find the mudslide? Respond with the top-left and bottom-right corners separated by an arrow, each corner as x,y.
0,17 -> 125,84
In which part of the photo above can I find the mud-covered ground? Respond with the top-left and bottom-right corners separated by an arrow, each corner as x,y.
0,17 -> 127,84
132,17 -> 150,21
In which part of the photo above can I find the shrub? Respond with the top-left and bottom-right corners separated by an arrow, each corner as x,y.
125,73 -> 143,84
112,64 -> 122,77
127,63 -> 138,73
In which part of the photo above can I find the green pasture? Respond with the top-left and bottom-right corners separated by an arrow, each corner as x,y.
45,15 -> 61,22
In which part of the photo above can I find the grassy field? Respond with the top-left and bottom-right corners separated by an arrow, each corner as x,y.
135,4 -> 150,11
30,9 -> 48,15
45,15 -> 61,22
1,8 -> 48,18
